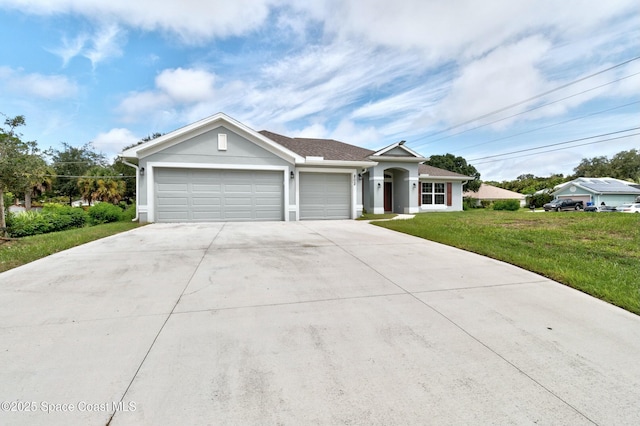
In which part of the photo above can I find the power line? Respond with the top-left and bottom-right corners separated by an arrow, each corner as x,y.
43,174 -> 135,178
471,132 -> 640,165
469,127 -> 640,162
455,100 -> 640,153
412,72 -> 640,149
408,54 -> 640,145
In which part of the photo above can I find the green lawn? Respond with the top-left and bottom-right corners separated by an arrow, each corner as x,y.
373,210 -> 640,315
0,222 -> 144,273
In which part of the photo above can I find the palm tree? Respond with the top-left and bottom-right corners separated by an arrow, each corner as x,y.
78,166 -> 126,205
24,164 -> 55,210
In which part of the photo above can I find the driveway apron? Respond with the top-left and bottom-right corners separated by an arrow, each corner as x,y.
1,221 -> 639,425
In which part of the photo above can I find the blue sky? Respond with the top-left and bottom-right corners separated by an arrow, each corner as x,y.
0,0 -> 638,181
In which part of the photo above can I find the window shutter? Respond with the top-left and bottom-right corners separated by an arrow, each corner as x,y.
418,182 -> 422,206
446,182 -> 452,206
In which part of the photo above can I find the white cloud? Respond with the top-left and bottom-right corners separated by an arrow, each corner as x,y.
116,91 -> 172,122
48,34 -> 87,67
0,0 -> 278,42
155,68 -> 216,103
48,24 -> 125,68
438,36 -> 552,129
0,67 -> 78,99
92,127 -> 139,154
84,24 -> 125,68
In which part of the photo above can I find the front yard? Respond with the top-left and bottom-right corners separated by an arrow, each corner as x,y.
0,222 -> 143,273
374,210 -> 640,315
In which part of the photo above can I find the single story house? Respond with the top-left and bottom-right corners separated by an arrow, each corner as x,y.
463,184 -> 527,207
119,113 -> 470,222
552,177 -> 640,207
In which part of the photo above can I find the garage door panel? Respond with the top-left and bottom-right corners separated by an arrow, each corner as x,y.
191,197 -> 221,206
157,196 -> 188,206
191,183 -> 222,192
225,184 -> 253,193
300,172 -> 351,220
155,168 -> 283,222
157,183 -> 188,192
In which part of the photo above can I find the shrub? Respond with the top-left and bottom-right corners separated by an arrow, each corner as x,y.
88,203 -> 123,224
7,211 -> 53,237
480,200 -> 492,209
42,204 -> 88,229
7,204 -> 88,237
493,199 -> 521,211
526,192 -> 554,208
463,197 -> 479,210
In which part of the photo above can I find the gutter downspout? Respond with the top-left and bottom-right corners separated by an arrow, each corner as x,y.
119,157 -> 139,222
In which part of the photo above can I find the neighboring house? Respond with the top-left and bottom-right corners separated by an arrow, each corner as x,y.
552,177 -> 640,207
119,113 -> 470,223
463,184 -> 527,207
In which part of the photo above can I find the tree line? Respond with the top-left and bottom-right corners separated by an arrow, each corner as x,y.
0,114 -> 143,232
486,149 -> 640,194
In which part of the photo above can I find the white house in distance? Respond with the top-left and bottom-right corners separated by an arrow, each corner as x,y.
119,113 -> 471,223
552,177 -> 640,207
463,184 -> 527,207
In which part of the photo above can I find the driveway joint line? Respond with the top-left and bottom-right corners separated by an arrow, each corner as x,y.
171,292 -> 409,315
409,280 -> 551,294
306,222 -> 598,425
105,223 -> 226,426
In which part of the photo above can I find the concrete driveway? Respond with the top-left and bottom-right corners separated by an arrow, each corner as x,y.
1,221 -> 639,425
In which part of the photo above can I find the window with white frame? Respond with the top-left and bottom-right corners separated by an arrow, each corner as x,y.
422,182 -> 445,205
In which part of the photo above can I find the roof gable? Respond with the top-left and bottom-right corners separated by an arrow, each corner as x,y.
120,112 -> 303,163
371,140 -> 427,161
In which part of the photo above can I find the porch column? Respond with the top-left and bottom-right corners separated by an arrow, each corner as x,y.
369,166 -> 385,214
406,174 -> 420,214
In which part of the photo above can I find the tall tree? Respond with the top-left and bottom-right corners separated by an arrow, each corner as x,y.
77,166 -> 126,205
425,153 -> 481,192
21,155 -> 55,210
50,142 -> 106,205
0,115 -> 37,235
572,156 -> 612,178
609,149 -> 640,182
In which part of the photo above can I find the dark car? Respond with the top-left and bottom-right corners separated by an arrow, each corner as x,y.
584,205 -> 617,212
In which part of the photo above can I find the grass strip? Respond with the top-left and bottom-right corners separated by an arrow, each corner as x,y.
0,222 -> 144,273
373,210 -> 640,315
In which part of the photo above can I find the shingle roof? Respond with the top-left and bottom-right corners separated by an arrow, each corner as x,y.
260,130 -> 472,179
464,184 -> 526,200
259,130 -> 375,161
418,164 -> 471,178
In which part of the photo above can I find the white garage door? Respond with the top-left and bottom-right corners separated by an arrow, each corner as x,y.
299,172 -> 351,220
155,168 -> 283,222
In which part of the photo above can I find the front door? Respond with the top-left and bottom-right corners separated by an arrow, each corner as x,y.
384,182 -> 392,212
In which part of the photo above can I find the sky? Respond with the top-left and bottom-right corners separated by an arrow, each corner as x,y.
0,0 -> 638,181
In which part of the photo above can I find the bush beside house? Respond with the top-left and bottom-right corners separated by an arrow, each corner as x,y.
492,199 -> 521,211
6,202 -> 135,237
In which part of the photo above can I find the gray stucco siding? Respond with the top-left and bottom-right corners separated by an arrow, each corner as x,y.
384,147 -> 414,157
136,126 -> 294,222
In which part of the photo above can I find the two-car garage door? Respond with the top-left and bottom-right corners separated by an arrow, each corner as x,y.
155,168 -> 283,222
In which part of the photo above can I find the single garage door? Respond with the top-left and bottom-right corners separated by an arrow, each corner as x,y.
155,168 -> 283,222
299,172 -> 351,220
